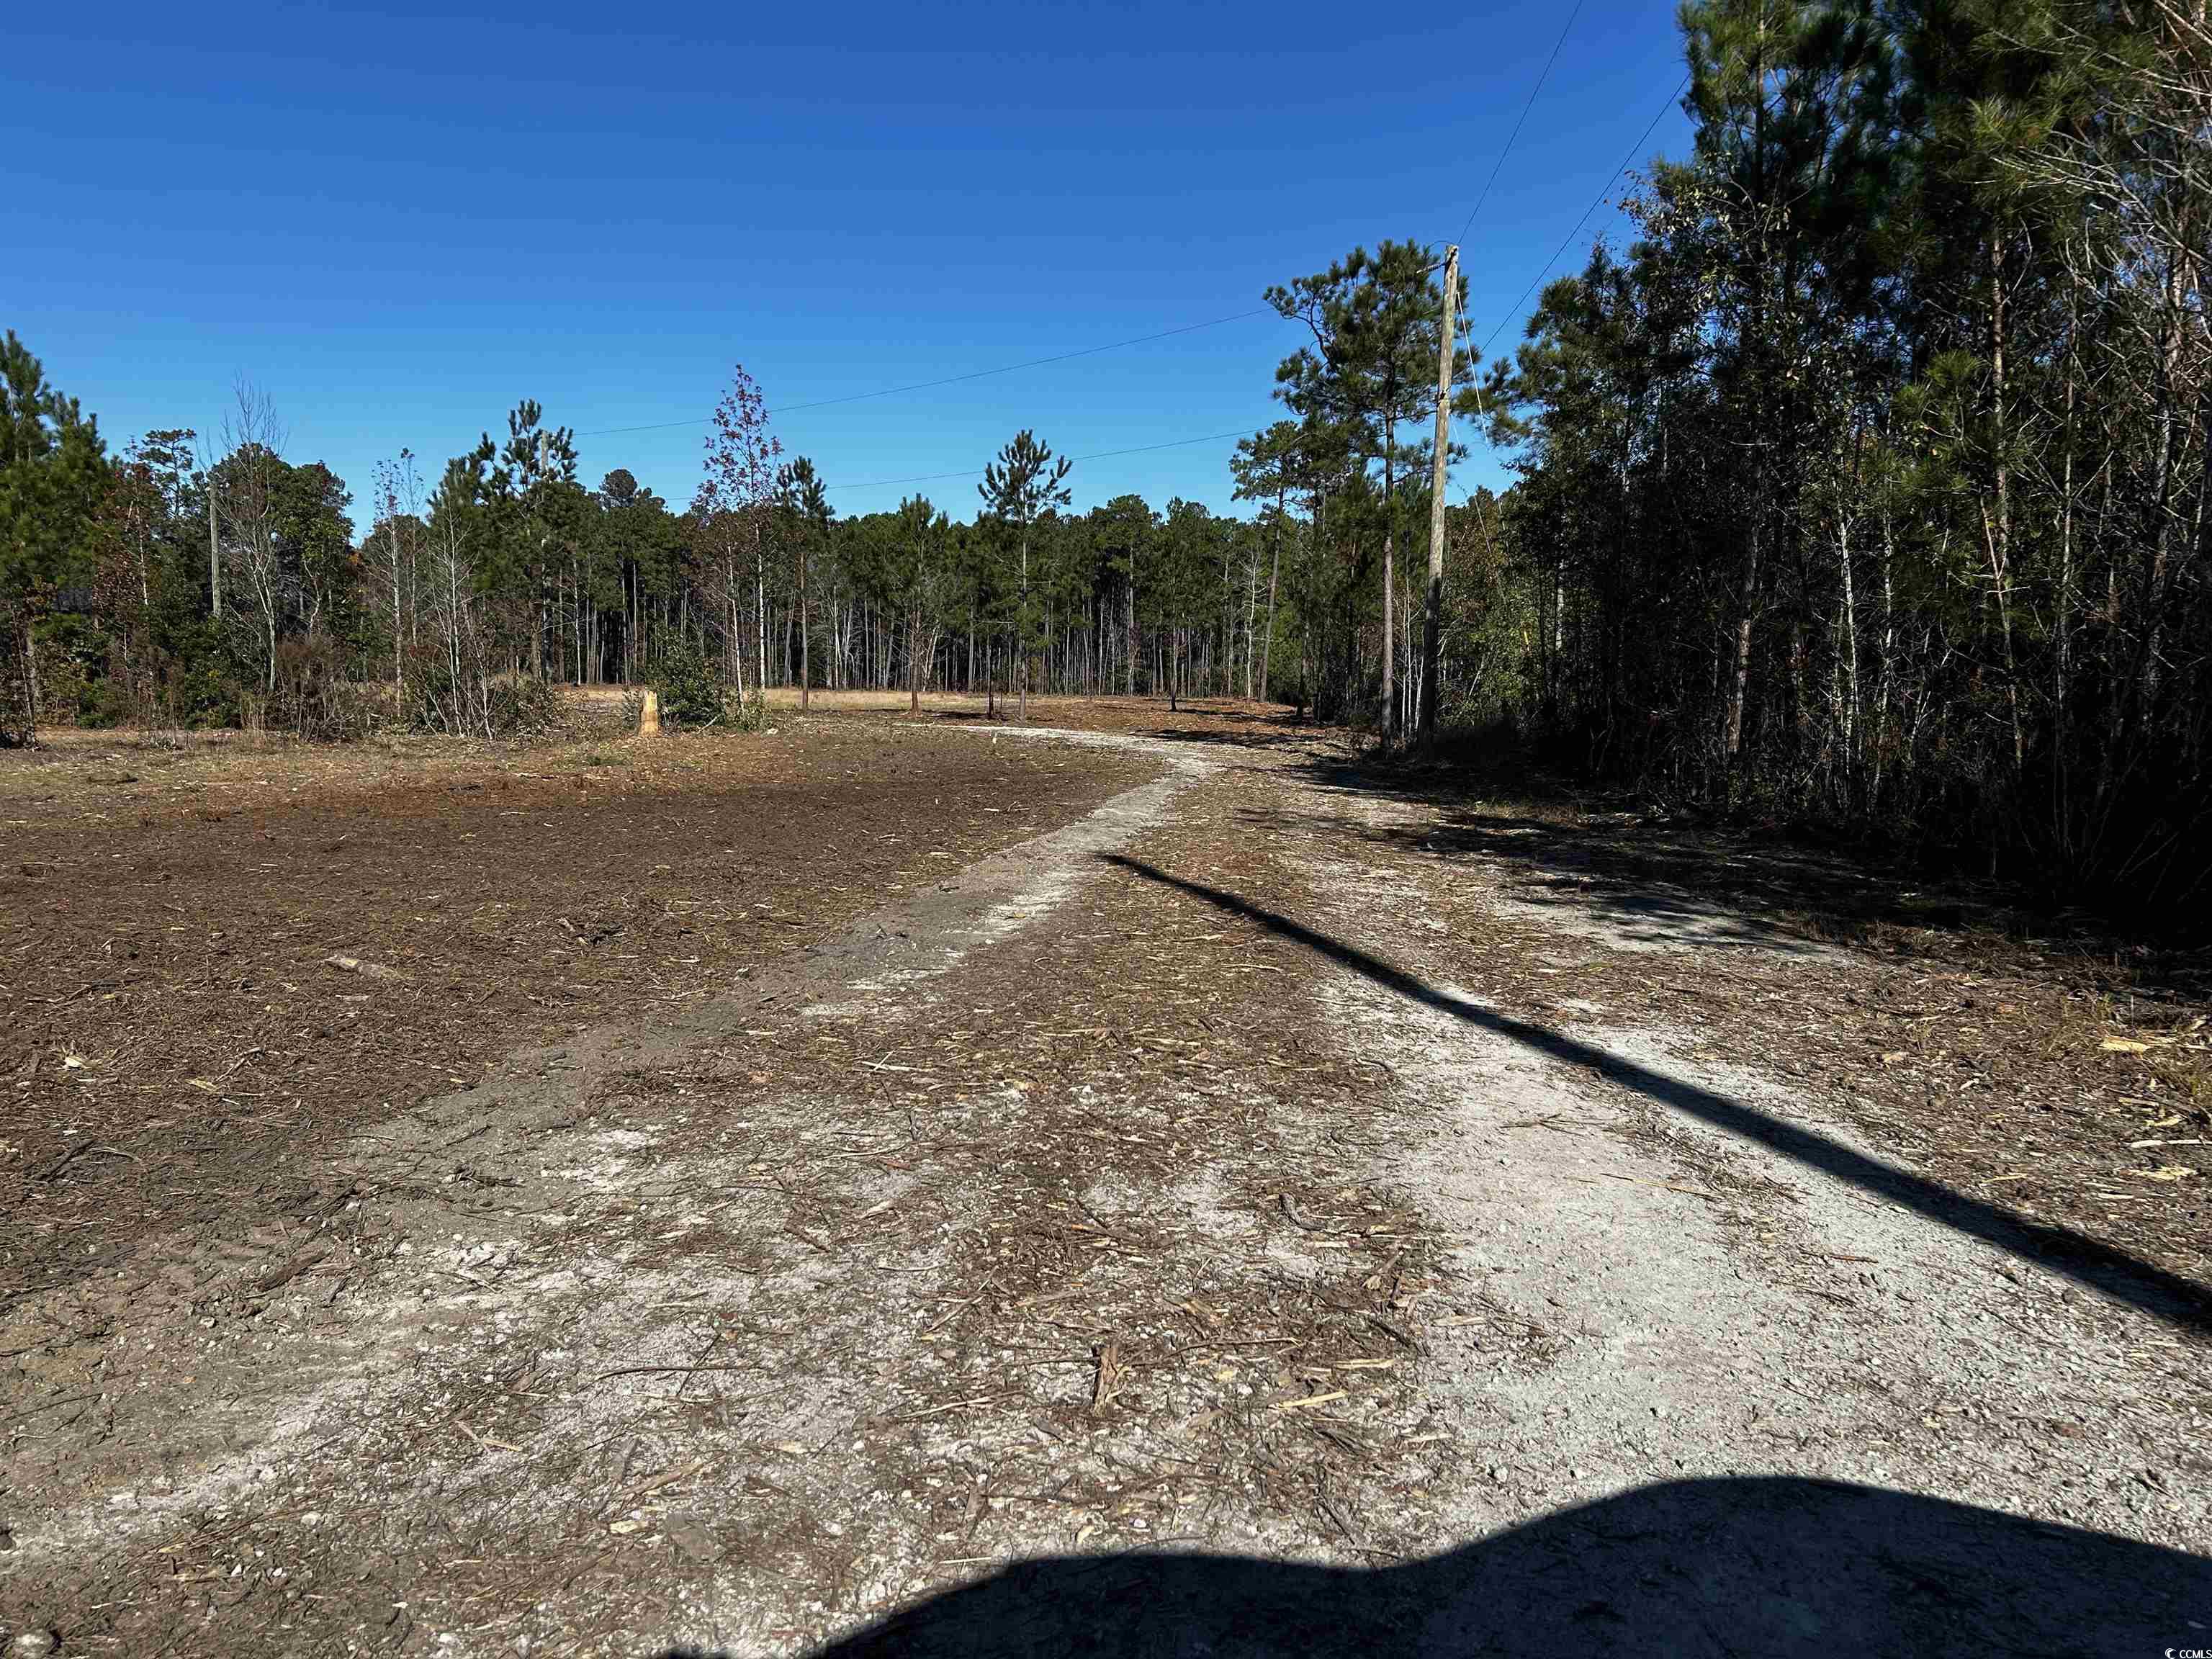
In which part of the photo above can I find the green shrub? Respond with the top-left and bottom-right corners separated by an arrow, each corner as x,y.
76,678 -> 130,729
728,687 -> 768,732
644,641 -> 767,732
163,658 -> 241,730
647,639 -> 726,727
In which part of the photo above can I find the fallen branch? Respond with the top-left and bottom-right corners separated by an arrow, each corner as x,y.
1277,1193 -> 1329,1232
1365,1314 -> 1421,1350
256,1241 -> 331,1293
595,1364 -> 754,1383
39,1142 -> 138,1183
1599,1173 -> 1716,1202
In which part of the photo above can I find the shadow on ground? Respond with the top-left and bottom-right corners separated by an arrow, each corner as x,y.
1264,752 -> 2212,999
1287,757 -> 2016,952
661,1478 -> 2209,1656
890,698 -> 1318,750
1134,719 -> 1316,753
1105,853 -> 2209,1336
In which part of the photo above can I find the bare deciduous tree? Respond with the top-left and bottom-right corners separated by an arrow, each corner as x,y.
210,380 -> 288,695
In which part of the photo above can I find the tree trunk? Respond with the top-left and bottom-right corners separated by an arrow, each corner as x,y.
1381,431 -> 1397,741
1988,221 -> 2023,778
1421,245 -> 1457,738
1125,562 -> 1138,698
1725,521 -> 1758,765
208,488 -> 222,620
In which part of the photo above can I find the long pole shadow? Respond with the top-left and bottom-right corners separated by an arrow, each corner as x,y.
1102,853 -> 2211,1337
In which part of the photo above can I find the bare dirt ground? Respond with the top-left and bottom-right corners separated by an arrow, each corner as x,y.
3,696 -> 2208,1656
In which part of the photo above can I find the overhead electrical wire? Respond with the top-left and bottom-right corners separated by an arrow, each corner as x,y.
1474,71 -> 1691,359
818,69 -> 1689,501
559,42 -> 1682,511
1452,0 -> 1587,246
822,67 -> 1689,502
575,310 -> 1275,438
829,426 -> 1262,495
1451,70 -> 1691,505
577,22 -> 1599,451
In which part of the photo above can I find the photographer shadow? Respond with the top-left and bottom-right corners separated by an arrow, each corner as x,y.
711,1476 -> 2210,1657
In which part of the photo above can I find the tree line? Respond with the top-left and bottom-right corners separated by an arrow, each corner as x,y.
1,0 -> 2201,915
1473,0 -> 2210,920
0,346 -> 1294,741
1213,0 -> 2208,922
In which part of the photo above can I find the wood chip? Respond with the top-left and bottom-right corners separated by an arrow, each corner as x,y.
1091,1340 -> 1123,1413
325,954 -> 407,984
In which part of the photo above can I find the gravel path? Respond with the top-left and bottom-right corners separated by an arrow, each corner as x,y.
6,720 -> 2206,1657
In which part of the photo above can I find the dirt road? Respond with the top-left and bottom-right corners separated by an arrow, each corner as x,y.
5,711 -> 2208,1655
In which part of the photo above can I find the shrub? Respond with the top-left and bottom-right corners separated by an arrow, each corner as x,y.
647,639 -> 725,728
405,662 -> 563,739
481,674 -> 563,738
162,657 -> 242,731
268,637 -> 376,741
76,678 -> 131,729
728,687 -> 769,732
644,641 -> 768,732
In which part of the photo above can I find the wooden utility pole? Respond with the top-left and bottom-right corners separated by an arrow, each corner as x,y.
207,482 -> 222,620
1420,244 -> 1458,742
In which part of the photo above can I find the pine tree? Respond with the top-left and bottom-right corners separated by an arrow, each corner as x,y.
490,400 -> 578,680
776,457 -> 830,709
1268,242 -> 1448,736
978,430 -> 1071,724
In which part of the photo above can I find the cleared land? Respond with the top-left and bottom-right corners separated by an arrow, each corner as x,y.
3,698 -> 2208,1656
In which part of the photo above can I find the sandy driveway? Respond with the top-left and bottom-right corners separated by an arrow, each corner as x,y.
6,719 -> 2208,1656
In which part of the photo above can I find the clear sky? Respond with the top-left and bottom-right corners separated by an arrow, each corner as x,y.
9,1 -> 1691,528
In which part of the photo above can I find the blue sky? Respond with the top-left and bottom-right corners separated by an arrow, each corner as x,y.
9,1 -> 1691,528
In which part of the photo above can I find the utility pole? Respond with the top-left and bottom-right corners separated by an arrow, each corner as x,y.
1420,245 -> 1458,742
207,478 -> 222,621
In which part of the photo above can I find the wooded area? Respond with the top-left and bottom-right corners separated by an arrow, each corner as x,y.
0,353 -> 1286,740
1475,0 -> 2211,921
1,0 -> 2203,920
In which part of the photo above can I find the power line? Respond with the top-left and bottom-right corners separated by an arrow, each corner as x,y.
818,66 -> 1689,508
1475,71 -> 1691,359
1452,70 -> 1690,506
1454,0 -> 1587,246
826,427 -> 1260,496
575,310 -> 1277,438
570,63 -> 1681,508
571,36 -> 1627,456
